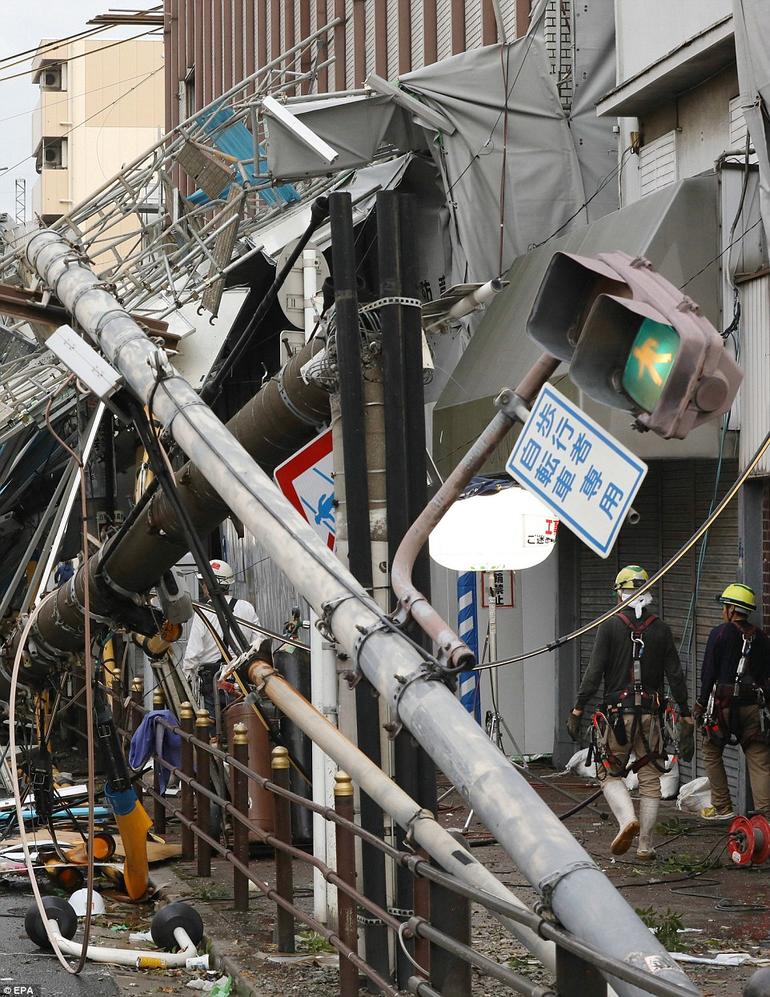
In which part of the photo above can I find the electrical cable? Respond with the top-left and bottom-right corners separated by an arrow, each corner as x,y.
192,600 -> 309,650
7,401 -> 98,974
0,22 -> 112,70
530,147 -> 633,250
131,394 -> 248,656
0,66 -> 163,184
475,428 -> 770,673
0,69 -> 166,126
0,30 -> 161,84
680,218 -> 763,289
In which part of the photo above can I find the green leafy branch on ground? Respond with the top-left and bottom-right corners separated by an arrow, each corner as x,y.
635,907 -> 684,951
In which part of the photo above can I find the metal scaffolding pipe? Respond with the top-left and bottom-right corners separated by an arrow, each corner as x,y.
24,229 -> 697,997
248,661 -> 554,968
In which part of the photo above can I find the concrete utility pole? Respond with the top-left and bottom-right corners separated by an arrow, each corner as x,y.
22,228 -> 697,997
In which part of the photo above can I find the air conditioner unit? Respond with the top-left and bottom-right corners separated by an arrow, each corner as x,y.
44,141 -> 63,168
41,65 -> 62,90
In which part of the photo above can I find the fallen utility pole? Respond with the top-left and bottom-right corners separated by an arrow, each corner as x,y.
23,229 -> 697,997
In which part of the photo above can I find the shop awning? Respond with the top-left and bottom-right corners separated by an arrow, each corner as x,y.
433,174 -> 723,471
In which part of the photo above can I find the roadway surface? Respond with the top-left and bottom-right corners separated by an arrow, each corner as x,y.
0,889 -> 120,997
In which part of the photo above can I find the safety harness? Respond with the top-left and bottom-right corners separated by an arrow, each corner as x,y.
589,613 -> 670,777
702,622 -> 770,747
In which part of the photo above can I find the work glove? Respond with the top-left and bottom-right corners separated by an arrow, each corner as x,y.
691,701 -> 705,724
566,711 -> 582,743
677,718 -> 695,762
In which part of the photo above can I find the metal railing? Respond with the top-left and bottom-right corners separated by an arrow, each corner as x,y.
73,678 -> 703,997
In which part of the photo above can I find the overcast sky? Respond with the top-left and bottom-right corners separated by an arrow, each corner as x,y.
0,2 -> 160,218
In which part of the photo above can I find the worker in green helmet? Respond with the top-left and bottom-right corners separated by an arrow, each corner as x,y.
693,583 -> 770,820
567,565 -> 693,860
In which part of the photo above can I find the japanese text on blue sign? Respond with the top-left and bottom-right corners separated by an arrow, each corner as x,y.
506,385 -> 647,558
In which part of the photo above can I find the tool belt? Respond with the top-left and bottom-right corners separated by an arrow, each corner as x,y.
587,611 -> 669,776
588,698 -> 668,778
700,626 -> 768,746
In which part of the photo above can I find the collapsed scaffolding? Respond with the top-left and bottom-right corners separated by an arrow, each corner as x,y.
0,19 -> 703,997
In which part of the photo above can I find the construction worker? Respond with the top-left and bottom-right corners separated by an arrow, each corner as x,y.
567,565 -> 693,860
693,583 -> 770,820
180,559 -> 260,719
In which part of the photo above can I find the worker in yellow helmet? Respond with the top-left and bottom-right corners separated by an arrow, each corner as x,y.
693,583 -> 770,820
567,565 -> 693,860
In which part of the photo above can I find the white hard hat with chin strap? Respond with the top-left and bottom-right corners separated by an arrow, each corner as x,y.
197,559 -> 235,589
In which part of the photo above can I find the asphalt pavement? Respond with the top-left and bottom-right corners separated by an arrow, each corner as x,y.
0,889 -> 120,997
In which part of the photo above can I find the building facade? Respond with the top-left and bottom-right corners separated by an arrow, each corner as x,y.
161,0 -> 555,131
31,36 -> 164,224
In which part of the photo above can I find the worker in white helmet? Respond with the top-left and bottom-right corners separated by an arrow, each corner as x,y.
181,559 -> 260,719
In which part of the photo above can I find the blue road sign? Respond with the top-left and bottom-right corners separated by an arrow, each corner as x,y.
506,385 -> 647,558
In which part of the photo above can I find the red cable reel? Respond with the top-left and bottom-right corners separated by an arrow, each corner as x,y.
727,815 -> 770,866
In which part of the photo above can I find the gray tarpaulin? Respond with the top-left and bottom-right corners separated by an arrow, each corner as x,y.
263,93 -> 423,179
264,2 -> 617,286
733,0 -> 770,247
568,0 -> 618,222
399,43 -> 585,283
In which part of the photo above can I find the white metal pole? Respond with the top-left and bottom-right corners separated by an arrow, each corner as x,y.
26,230 -> 697,996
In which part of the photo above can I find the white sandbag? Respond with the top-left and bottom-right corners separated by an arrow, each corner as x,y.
564,748 -> 596,779
676,776 -> 711,813
660,758 -> 680,800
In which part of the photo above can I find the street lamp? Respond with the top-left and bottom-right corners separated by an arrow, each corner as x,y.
428,484 -> 558,571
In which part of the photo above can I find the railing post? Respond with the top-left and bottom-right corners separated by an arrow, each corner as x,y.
413,849 -> 430,975
555,945 -> 607,997
429,831 -> 471,997
152,687 -> 166,834
179,702 -> 195,861
271,745 -> 295,951
232,722 -> 250,913
195,708 -> 212,877
130,677 -> 144,808
334,770 -> 359,997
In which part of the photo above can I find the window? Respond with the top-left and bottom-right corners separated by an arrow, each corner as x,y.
638,131 -> 678,198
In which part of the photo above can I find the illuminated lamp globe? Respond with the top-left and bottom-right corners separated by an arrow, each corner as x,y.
428,486 -> 558,572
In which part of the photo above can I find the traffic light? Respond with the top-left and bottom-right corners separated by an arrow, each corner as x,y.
526,250 -> 742,440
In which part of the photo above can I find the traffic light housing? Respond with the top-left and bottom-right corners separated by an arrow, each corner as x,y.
526,250 -> 742,440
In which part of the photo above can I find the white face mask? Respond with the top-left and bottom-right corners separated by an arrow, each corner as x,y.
621,590 -> 652,619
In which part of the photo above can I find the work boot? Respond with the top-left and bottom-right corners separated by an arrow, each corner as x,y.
602,778 -> 639,855
636,797 -> 659,861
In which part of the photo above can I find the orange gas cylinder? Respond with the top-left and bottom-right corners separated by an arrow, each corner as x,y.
224,701 -> 275,838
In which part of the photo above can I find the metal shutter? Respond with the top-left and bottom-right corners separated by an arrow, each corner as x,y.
437,0 -> 452,59
386,0 -> 399,76
502,0 -> 517,39
739,275 -> 770,474
692,458 -> 742,798
729,94 -> 748,150
411,0 -> 425,70
638,131 -> 678,198
464,0 -> 482,49
345,0 -> 355,87
365,0 -> 376,78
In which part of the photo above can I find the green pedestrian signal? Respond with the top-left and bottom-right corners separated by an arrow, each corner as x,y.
621,319 -> 680,413
526,250 -> 742,439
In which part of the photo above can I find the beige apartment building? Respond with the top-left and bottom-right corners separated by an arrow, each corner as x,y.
31,35 -> 164,224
